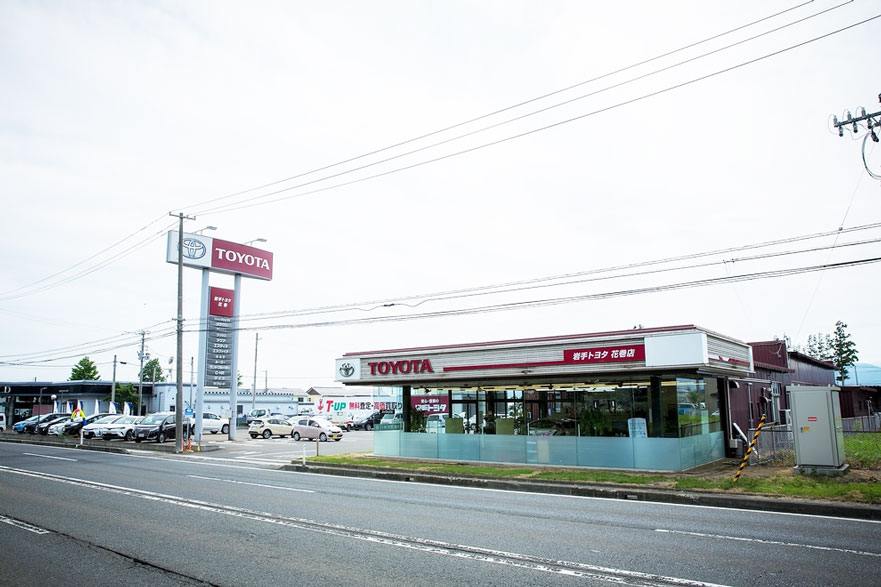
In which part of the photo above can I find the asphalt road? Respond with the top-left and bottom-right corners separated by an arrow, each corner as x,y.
1,440 -> 880,586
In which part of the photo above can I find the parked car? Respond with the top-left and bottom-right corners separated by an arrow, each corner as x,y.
200,412 -> 229,434
248,417 -> 294,439
348,411 -> 384,431
246,408 -> 273,424
379,412 -> 403,429
132,412 -> 190,443
36,415 -> 72,435
48,419 -> 70,435
526,418 -> 577,436
57,412 -> 113,436
83,415 -> 125,439
291,416 -> 343,442
13,415 -> 41,433
101,415 -> 143,440
426,413 -> 450,433
0,412 -> 5,431
22,413 -> 69,434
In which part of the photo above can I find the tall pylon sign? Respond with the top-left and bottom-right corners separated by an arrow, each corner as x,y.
166,231 -> 273,442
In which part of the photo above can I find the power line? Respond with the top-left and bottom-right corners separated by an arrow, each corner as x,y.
5,219 -> 878,365
187,221 -> 881,328
194,5 -> 872,217
0,218 -> 177,302
3,4 -> 856,298
178,1 -> 816,215
205,257 -> 881,334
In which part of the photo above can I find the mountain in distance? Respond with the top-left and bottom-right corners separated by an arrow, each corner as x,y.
843,363 -> 881,386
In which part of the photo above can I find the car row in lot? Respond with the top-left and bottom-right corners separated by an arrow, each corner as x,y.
12,411 -> 229,444
16,413 -> 71,434
248,415 -> 343,441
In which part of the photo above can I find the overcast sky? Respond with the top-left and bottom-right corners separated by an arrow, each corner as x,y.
1,0 -> 880,390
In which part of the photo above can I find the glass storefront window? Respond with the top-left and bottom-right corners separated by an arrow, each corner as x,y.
373,376 -> 725,470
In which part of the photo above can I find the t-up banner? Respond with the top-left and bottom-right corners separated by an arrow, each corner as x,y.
166,232 -> 273,281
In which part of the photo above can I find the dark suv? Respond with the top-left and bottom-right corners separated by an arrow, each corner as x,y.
348,411 -> 384,431
132,412 -> 192,443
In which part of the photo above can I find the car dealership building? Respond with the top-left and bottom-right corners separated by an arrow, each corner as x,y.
335,325 -> 754,471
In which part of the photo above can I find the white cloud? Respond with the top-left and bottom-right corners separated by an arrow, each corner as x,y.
2,0 -> 880,389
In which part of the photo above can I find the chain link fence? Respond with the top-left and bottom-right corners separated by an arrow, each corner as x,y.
747,415 -> 881,468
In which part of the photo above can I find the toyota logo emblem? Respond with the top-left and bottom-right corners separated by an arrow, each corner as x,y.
182,238 -> 207,259
338,362 -> 355,378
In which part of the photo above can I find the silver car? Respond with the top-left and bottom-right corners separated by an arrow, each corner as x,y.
292,416 -> 343,442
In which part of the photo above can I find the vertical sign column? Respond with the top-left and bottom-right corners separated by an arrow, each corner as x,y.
205,287 -> 235,389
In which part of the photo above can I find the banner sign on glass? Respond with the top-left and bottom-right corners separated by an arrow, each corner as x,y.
411,396 -> 448,414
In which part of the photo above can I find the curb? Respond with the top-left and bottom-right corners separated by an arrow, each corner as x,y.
0,434 -> 221,453
282,462 -> 881,521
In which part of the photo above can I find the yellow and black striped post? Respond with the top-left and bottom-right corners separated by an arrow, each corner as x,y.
733,413 -> 766,483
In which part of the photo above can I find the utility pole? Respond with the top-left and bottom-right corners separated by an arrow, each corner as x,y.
110,354 -> 117,405
251,333 -> 259,410
170,211 -> 195,453
137,331 -> 148,416
831,93 -> 881,180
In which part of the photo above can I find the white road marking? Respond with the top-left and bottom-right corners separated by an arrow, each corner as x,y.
10,444 -> 877,525
655,528 -> 881,558
0,514 -> 51,535
23,452 -> 77,462
187,474 -> 314,493
0,465 -> 725,586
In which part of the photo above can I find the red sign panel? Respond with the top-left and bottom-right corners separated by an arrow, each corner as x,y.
412,396 -> 448,414
211,238 -> 273,281
808,416 -> 818,422
565,344 -> 645,364
209,287 -> 235,317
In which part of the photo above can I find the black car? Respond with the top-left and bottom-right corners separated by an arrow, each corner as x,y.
348,411 -> 384,431
60,413 -> 112,436
25,413 -> 71,434
36,415 -> 73,435
132,412 -> 192,443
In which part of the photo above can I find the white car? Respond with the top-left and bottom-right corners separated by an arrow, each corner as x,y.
82,415 -> 125,439
248,417 -> 294,439
200,412 -> 229,434
101,415 -> 142,440
426,413 -> 449,433
48,420 -> 69,435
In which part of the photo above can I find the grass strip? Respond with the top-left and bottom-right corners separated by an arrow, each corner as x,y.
309,454 -> 881,503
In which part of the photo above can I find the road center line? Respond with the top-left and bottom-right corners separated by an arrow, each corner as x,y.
655,528 -> 881,558
0,514 -> 51,535
187,474 -> 314,493
23,452 -> 77,461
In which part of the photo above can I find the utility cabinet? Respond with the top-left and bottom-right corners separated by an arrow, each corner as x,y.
789,385 -> 848,475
